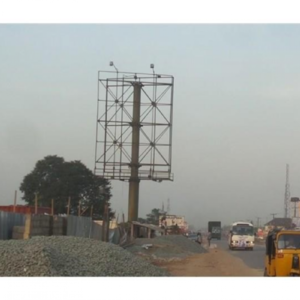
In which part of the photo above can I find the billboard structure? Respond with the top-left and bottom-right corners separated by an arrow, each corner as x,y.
95,64 -> 174,221
291,197 -> 300,218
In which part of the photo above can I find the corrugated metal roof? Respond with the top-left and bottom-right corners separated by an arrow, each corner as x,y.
131,221 -> 164,232
265,218 -> 292,227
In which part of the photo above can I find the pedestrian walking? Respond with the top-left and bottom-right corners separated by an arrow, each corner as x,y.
207,231 -> 212,247
197,232 -> 202,244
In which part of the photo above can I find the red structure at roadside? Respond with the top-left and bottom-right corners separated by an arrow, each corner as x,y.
0,205 -> 51,215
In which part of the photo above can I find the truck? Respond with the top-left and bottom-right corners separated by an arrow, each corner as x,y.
208,221 -> 222,240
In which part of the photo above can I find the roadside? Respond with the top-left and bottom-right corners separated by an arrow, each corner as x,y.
125,235 -> 264,276
255,237 -> 266,245
154,245 -> 263,276
125,235 -> 207,263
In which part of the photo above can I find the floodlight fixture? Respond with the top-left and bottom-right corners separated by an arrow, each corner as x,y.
109,61 -> 118,72
150,63 -> 155,75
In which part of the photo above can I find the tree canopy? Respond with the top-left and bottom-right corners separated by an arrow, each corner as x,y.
19,155 -> 112,218
146,208 -> 165,225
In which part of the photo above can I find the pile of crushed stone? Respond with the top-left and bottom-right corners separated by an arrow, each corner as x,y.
125,235 -> 207,262
0,236 -> 168,276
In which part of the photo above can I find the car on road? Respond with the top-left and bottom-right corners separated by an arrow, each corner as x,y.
186,232 -> 202,244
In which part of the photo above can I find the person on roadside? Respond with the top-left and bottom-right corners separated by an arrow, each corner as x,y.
197,232 -> 202,244
207,231 -> 212,247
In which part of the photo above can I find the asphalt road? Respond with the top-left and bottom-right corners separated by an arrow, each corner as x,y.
212,238 -> 265,271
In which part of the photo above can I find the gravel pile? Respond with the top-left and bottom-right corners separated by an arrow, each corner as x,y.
126,235 -> 207,262
0,236 -> 168,277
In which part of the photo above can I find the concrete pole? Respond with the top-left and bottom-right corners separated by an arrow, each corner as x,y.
51,199 -> 54,216
67,196 -> 71,216
128,82 -> 142,222
13,190 -> 17,213
106,204 -> 110,242
102,202 -> 108,242
90,205 -> 93,218
35,193 -> 38,214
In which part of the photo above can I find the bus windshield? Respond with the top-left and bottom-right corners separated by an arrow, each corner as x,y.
232,225 -> 254,236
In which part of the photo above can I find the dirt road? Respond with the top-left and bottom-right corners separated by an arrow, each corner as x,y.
154,247 -> 263,276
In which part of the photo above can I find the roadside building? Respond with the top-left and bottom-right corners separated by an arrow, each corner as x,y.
264,218 -> 293,232
94,218 -> 118,229
159,214 -> 188,231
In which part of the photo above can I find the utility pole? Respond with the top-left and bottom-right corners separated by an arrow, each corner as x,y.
284,164 -> 290,218
270,213 -> 277,219
78,200 -> 81,217
34,193 -> 38,214
13,190 -> 17,213
51,199 -> 54,216
67,196 -> 71,216
256,217 -> 260,228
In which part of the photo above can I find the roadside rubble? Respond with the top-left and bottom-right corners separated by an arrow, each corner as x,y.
141,244 -> 153,250
0,236 -> 168,276
125,235 -> 207,263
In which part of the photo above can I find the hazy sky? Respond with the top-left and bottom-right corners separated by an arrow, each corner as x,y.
2,24 -> 300,229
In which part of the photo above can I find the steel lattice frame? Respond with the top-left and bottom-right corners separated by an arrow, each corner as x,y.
95,70 -> 174,182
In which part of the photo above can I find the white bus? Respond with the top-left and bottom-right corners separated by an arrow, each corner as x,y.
228,221 -> 255,251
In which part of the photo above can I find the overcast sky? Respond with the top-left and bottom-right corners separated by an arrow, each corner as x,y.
2,24 -> 300,229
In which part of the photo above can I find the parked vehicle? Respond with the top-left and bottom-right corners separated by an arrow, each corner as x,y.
184,231 -> 202,244
208,221 -> 221,240
228,221 -> 254,250
264,228 -> 300,276
186,233 -> 197,241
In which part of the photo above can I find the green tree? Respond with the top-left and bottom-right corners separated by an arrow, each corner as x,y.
137,217 -> 147,224
19,155 -> 112,217
146,208 -> 165,225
